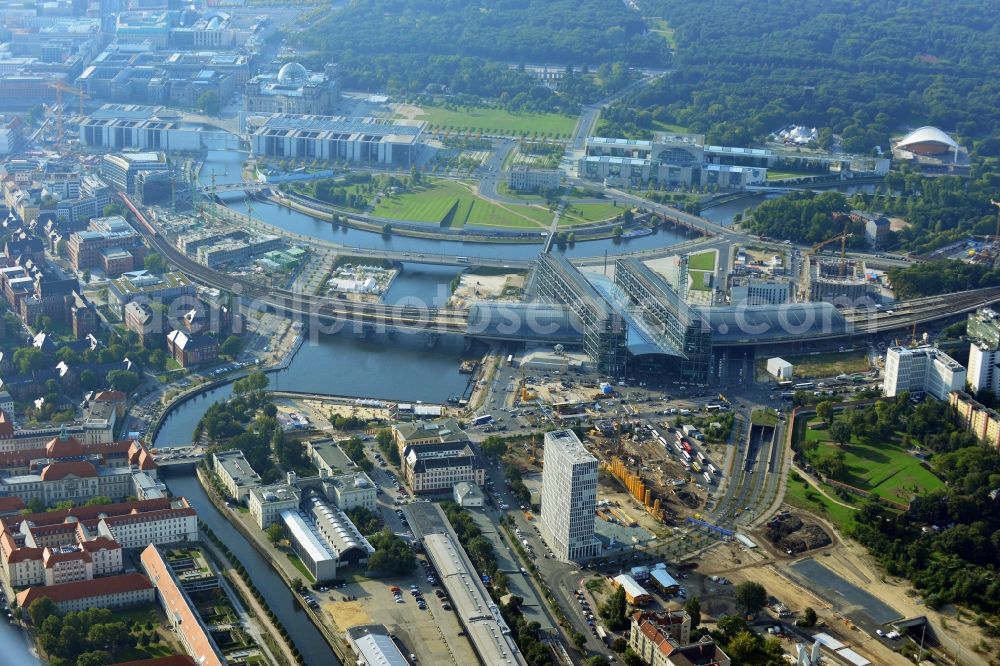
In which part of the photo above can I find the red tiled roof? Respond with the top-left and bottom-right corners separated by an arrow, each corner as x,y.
39,460 -> 97,481
79,537 -> 121,552
0,496 -> 26,513
1,498 -> 180,530
102,506 -> 195,527
43,547 -> 91,568
113,657 -> 197,666
5,546 -> 43,564
45,434 -> 85,458
0,411 -> 14,438
16,572 -> 151,607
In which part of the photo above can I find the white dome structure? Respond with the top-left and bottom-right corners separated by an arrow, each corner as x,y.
277,62 -> 309,86
896,126 -> 959,156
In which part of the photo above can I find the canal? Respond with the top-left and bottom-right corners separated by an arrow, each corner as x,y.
163,473 -> 340,666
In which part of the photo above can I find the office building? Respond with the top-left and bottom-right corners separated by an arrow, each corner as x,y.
402,442 -> 485,494
884,346 -> 966,401
244,62 -> 338,115
65,215 -> 145,271
80,106 -> 236,152
967,308 -> 1000,394
166,329 -> 219,367
730,277 -> 792,306
392,417 -> 468,460
539,430 -> 600,561
101,152 -> 169,193
248,483 -> 300,529
212,450 -> 261,503
0,116 -> 24,155
16,572 -> 154,614
506,166 -> 560,192
108,270 -> 195,316
629,610 -> 730,666
249,114 -> 424,167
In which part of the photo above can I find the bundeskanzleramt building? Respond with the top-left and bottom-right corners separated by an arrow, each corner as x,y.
539,430 -> 600,561
883,345 -> 966,401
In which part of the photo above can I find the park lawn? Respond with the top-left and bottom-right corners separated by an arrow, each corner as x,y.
287,553 -> 317,583
757,350 -> 870,380
688,270 -> 712,291
783,472 -> 857,534
803,416 -> 943,503
751,408 -> 779,427
688,249 -> 717,271
414,104 -> 576,137
373,179 -> 549,228
559,202 -> 623,226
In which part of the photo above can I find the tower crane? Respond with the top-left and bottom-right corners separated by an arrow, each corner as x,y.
47,81 -> 90,148
809,224 -> 853,277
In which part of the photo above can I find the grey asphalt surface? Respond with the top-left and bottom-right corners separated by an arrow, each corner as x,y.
790,558 -> 902,626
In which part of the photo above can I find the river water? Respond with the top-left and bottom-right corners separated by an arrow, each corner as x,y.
163,473 -> 339,666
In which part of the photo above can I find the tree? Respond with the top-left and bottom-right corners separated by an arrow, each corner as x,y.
367,528 -> 416,575
382,222 -> 393,236
482,435 -> 508,459
197,90 -> 220,115
28,597 -> 59,626
816,400 -> 833,424
599,585 -> 628,630
733,581 -> 767,617
726,630 -> 762,662
102,203 -> 124,218
14,347 -> 46,374
802,606 -> 817,627
829,420 -> 853,447
144,253 -> 168,273
107,370 -> 141,393
290,577 -> 303,592
622,647 -> 643,666
77,651 -> 113,666
684,596 -> 701,629
81,269 -> 91,284
585,658 -> 610,666
266,523 -> 285,544
376,429 -> 400,465
220,335 -> 243,358
233,371 -> 268,396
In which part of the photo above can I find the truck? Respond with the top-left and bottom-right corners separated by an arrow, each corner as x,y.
682,424 -> 699,436
472,414 -> 493,426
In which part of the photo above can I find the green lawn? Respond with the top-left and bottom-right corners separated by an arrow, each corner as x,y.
688,270 -> 713,291
783,472 -> 857,534
688,250 -> 717,271
647,18 -> 676,49
559,202 -> 623,226
373,179 -> 551,229
802,415 -> 943,504
412,105 -> 576,137
751,408 -> 779,427
287,553 -> 317,583
767,169 -> 819,181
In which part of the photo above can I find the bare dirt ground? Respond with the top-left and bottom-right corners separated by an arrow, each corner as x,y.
392,103 -> 425,121
449,274 -> 514,307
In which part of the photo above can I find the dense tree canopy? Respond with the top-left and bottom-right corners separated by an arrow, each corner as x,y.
602,0 -> 1000,149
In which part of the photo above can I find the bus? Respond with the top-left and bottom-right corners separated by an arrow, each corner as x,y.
691,461 -> 702,473
681,440 -> 693,454
708,464 -> 720,476
780,391 -> 796,400
777,381 -> 793,388
472,414 -> 493,426
706,404 -> 722,412
682,450 -> 692,462
506,354 -> 513,366
793,382 -> 815,390
703,471 -> 713,485
673,441 -> 684,454
696,451 -> 707,464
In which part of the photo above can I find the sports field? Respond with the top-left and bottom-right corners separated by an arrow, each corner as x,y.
802,415 -> 943,504
372,179 -> 552,229
412,105 -> 576,137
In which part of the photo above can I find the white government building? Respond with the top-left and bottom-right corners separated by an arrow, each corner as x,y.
883,345 -> 966,401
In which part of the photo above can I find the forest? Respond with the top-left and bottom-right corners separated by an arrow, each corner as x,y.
601,0 -> 1000,149
888,260 -> 1000,300
292,0 -> 663,112
745,191 -> 864,246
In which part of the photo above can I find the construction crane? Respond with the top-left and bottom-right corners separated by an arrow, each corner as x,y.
809,224 -> 853,277
47,81 -> 90,148
991,199 -> 1000,239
